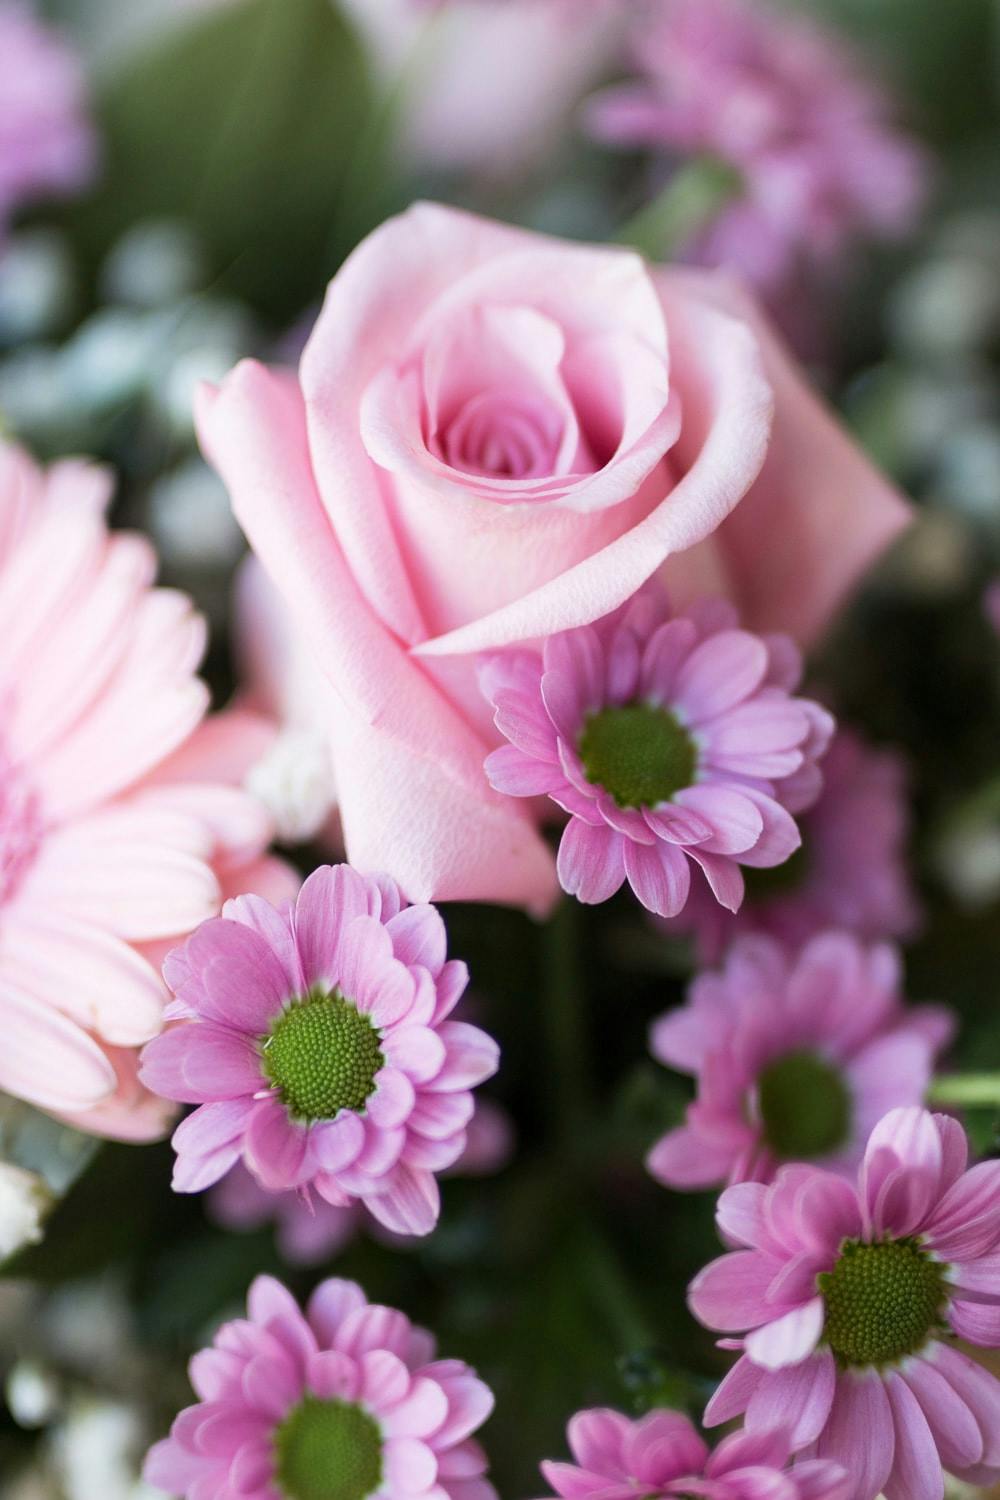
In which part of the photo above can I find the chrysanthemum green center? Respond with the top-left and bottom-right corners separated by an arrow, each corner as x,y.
819,1237 -> 948,1368
578,703 -> 697,809
262,990 -> 383,1123
757,1050 -> 850,1160
273,1396 -> 383,1500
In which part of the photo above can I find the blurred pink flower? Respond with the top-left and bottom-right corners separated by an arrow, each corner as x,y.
690,1108 -> 1000,1498
0,2 -> 96,242
209,1099 -> 513,1265
588,0 -> 927,292
141,863 -> 499,1236
647,932 -> 951,1191
660,726 -> 920,962
145,1273 -> 496,1500
0,443 -> 293,1141
340,0 -> 617,177
481,592 -> 833,918
540,1407 -> 848,1500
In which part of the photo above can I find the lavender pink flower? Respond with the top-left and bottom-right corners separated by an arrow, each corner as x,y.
647,932 -> 952,1192
660,727 -> 920,963
480,593 -> 833,919
144,1273 -> 496,1500
0,2 -> 96,242
539,1406 -> 849,1500
689,1107 -> 1000,1500
140,864 -> 499,1236
587,0 -> 927,292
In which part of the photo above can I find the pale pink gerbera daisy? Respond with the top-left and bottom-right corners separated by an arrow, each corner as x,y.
480,593 -> 833,919
587,0 -> 926,293
210,1100 -> 513,1265
690,1108 -> 1000,1500
0,2 -> 96,242
144,1273 -> 496,1500
661,727 -> 920,963
648,932 -> 951,1192
0,443 -> 292,1141
140,864 -> 499,1236
539,1407 -> 849,1500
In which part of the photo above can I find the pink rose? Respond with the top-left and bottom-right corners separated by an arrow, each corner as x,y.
197,203 -> 909,912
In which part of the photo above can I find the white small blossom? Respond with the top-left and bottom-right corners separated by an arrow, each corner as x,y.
0,232 -> 75,346
49,1400 -> 163,1500
245,726 -> 337,843
936,820 -> 1000,909
99,220 -> 205,309
0,1162 -> 50,1262
147,459 -> 243,569
5,1360 -> 60,1429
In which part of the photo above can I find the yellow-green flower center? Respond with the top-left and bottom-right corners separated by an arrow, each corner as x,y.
262,991 -> 383,1123
819,1238 -> 949,1368
757,1050 -> 851,1160
273,1396 -> 383,1500
578,703 -> 697,809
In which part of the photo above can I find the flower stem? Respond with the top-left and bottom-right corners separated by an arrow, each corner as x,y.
579,1227 -> 652,1354
616,157 -> 743,262
928,1073 -> 1000,1107
542,896 -> 591,1155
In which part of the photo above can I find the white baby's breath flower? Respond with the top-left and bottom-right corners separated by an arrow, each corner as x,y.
245,726 -> 337,843
0,1163 -> 50,1263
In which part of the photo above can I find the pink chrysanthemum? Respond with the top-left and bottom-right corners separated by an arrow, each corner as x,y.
0,443 -> 293,1140
210,1101 -> 513,1266
140,864 -> 499,1236
689,1107 -> 1000,1500
539,1406 -> 849,1500
0,2 -> 96,241
647,933 -> 952,1192
480,594 -> 833,918
586,0 -> 926,292
144,1273 -> 496,1500
660,727 -> 920,963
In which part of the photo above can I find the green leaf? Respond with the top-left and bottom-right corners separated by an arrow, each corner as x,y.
70,0 -> 382,321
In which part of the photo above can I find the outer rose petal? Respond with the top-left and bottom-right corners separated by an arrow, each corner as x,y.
660,268 -> 911,645
196,363 -> 558,913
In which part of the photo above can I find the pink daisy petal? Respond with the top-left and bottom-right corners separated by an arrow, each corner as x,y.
557,820 -> 627,906
744,1297 -> 824,1371
744,1351 -> 837,1450
673,630 -> 769,723
365,1166 -> 441,1237
244,1097 -> 310,1192
623,838 -> 691,918
310,1112 -> 367,1173
675,784 -> 763,856
883,1372 -> 941,1500
815,1373 -> 895,1500
367,1068 -> 417,1129
900,1358 -> 983,1474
